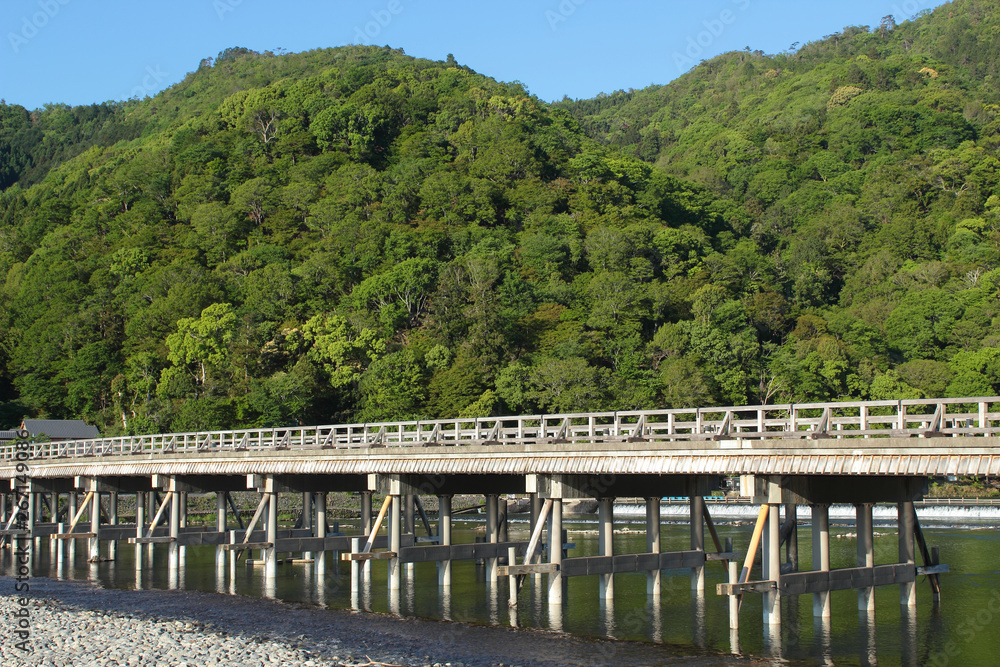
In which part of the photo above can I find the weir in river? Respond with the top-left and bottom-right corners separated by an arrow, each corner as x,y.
2,396 -> 998,657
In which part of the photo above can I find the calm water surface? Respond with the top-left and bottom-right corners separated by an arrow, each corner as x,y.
6,508 -> 999,666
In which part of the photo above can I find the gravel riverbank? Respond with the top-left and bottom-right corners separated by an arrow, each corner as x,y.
1,577 -> 754,667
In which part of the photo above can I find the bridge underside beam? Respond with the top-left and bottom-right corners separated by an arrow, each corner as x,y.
374,473 -> 527,496
28,478 -> 76,493
71,476 -> 154,493
531,474 -> 720,499
154,474 -> 248,493
748,475 -> 927,505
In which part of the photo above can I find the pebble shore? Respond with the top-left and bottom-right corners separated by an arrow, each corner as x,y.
1,577 -> 749,667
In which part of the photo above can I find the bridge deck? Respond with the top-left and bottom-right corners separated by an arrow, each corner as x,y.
2,396 -> 998,478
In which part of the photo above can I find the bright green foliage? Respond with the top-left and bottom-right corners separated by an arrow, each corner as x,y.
4,7 -> 1000,432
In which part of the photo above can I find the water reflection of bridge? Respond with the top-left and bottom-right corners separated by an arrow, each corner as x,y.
3,396 -> 998,653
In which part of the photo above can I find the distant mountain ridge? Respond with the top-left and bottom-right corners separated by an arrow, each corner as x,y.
1,1 -> 999,435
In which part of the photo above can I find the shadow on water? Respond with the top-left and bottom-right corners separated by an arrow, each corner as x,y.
6,515 -> 1000,665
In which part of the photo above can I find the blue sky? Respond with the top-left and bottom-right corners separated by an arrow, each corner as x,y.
1,0 -> 950,110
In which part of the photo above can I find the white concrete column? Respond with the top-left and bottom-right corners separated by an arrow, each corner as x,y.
135,491 -> 146,570
265,486 -> 278,585
89,489 -> 101,562
598,497 -> 614,600
486,494 -> 499,584
812,504 -> 831,618
215,492 -> 227,570
316,492 -> 327,578
899,501 -> 916,607
690,495 -> 705,592
857,503 -> 875,612
548,498 -> 563,605
438,494 -> 452,587
168,488 -> 180,571
762,502 -> 781,626
388,494 -> 401,591
647,496 -> 661,596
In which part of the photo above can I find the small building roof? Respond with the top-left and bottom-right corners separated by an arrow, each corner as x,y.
20,419 -> 100,440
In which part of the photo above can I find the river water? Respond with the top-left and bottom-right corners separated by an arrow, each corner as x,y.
7,503 -> 1000,666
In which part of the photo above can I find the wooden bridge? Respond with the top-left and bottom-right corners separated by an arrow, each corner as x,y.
2,396 -> 997,649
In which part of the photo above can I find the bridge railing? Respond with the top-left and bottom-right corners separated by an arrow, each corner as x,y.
2,397 -> 999,462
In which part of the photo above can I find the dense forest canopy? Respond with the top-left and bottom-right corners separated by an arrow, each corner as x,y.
1,0 -> 999,435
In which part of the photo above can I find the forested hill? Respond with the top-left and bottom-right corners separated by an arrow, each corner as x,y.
1,1 -> 999,437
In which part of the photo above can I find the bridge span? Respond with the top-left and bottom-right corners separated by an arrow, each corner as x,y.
2,396 -> 998,650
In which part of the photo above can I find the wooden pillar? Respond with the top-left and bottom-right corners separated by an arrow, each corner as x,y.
179,492 -> 187,529
598,497 -> 614,600
762,502 -> 781,626
388,494 -> 401,591
438,494 -> 452,587
646,496 -> 661,596
548,497 -> 563,605
857,503 -> 875,612
690,495 -> 705,592
812,504 -> 831,618
49,492 -> 58,523
899,501 -> 916,607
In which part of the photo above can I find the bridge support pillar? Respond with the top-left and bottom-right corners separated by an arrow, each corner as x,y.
168,484 -> 180,572
361,490 -> 373,577
762,498 -> 781,626
899,501 -> 916,607
785,502 -> 798,571
690,495 -> 705,592
135,491 -> 146,569
88,484 -> 101,562
316,492 -> 327,578
301,492 -> 314,563
389,493 -> 402,591
486,494 -> 499,584
265,480 -> 278,586
49,491 -> 58,524
530,493 -> 542,585
812,504 -> 831,618
647,496 -> 661,596
108,492 -> 118,561
856,503 -> 875,612
215,492 -> 227,571
548,497 -> 563,606
599,496 -> 614,600
438,494 -> 452,587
